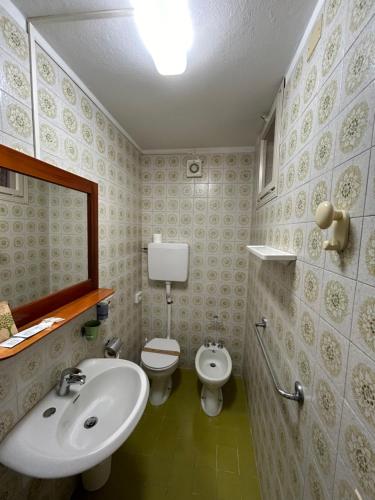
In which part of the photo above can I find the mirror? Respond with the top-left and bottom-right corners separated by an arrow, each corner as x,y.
0,145 -> 98,327
0,170 -> 88,309
256,79 -> 284,208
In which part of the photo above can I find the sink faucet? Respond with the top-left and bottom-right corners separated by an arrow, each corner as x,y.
56,368 -> 86,396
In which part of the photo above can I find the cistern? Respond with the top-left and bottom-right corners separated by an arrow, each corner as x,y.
141,240 -> 189,405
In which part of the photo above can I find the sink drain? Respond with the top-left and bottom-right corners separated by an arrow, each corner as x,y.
43,407 -> 56,418
84,416 -> 98,429
210,362 -> 216,368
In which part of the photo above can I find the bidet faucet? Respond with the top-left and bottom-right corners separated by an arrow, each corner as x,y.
56,367 -> 86,396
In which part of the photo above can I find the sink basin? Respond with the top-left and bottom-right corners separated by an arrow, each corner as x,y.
0,358 -> 149,478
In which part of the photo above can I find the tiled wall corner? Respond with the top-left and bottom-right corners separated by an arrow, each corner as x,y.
141,152 -> 255,375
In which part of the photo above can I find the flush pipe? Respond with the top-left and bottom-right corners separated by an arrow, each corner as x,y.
166,281 -> 173,339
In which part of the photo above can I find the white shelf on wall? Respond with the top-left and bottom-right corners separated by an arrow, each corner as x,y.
246,245 -> 297,262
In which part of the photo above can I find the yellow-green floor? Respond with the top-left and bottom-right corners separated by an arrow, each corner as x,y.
72,369 -> 261,500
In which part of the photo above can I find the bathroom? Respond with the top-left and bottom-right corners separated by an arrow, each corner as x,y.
0,0 -> 373,498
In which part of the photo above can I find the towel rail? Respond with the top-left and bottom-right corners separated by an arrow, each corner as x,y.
254,318 -> 304,404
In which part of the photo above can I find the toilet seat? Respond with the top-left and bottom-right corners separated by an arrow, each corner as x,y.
141,338 -> 180,370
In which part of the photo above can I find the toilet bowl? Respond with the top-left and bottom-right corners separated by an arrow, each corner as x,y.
141,337 -> 180,406
195,343 -> 232,416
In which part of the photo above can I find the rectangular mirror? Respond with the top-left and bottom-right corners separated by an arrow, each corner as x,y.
0,145 -> 98,328
1,172 -> 88,308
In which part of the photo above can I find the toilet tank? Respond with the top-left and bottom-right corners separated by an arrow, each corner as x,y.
148,243 -> 189,282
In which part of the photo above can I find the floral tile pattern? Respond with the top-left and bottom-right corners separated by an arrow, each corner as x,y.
141,152 -> 254,373
341,21 -> 375,109
318,318 -> 350,393
338,402 -> 375,499
0,0 -> 372,499
358,216 -> 375,286
346,343 -> 375,438
351,282 -> 375,362
335,81 -> 375,165
244,2 -> 375,499
321,271 -> 356,337
332,149 -> 369,217
0,8 -> 142,500
364,148 -> 375,215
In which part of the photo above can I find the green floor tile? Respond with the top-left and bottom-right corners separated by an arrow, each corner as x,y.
71,369 -> 260,500
240,472 -> 262,500
216,444 -> 239,474
192,465 -> 217,497
217,471 -> 243,500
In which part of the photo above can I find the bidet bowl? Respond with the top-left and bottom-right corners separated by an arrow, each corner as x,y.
195,345 -> 232,388
195,345 -> 232,416
0,358 -> 149,479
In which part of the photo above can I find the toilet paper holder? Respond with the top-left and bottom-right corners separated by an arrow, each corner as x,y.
104,337 -> 123,358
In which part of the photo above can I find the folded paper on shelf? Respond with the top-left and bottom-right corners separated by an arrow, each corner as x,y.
0,316 -> 65,349
0,302 -> 17,342
0,337 -> 24,349
15,317 -> 64,339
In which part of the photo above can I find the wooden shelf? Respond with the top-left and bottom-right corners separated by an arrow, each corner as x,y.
247,245 -> 297,262
0,289 -> 114,360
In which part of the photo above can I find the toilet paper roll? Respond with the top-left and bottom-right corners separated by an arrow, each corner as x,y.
104,336 -> 123,358
104,350 -> 120,359
152,233 -> 162,243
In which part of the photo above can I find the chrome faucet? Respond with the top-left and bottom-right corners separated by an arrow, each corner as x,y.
56,368 -> 86,396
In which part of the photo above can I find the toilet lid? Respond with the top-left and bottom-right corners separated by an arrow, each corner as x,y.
141,338 -> 180,370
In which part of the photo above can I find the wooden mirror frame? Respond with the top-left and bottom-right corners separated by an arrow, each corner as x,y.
0,144 -> 98,328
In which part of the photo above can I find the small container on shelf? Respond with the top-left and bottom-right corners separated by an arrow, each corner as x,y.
82,320 -> 101,341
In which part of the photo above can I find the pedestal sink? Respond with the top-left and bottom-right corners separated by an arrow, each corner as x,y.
0,358 -> 149,489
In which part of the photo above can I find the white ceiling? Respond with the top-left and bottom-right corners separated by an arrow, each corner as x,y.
13,0 -> 316,150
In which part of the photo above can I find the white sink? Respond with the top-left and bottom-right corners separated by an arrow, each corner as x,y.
0,358 -> 149,478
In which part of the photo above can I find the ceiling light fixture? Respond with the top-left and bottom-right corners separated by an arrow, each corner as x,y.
132,0 -> 193,76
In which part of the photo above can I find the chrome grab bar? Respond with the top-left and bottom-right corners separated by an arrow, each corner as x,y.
254,318 -> 304,404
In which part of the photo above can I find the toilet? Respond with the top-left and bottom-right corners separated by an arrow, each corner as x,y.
141,337 -> 180,406
195,342 -> 232,416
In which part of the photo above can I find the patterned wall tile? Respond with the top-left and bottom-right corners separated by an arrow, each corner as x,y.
345,342 -> 375,439
365,147 -> 375,215
0,8 -> 142,500
141,152 -> 254,374
337,401 -> 375,499
320,270 -> 356,337
244,3 -> 375,499
351,281 -> 375,363
358,215 -> 375,286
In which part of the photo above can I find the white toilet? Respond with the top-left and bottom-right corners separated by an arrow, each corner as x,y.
195,342 -> 232,416
144,238 -> 189,406
141,337 -> 180,406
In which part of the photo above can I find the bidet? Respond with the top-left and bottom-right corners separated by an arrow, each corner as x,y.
195,342 -> 232,416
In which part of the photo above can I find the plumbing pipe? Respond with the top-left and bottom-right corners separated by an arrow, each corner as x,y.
166,281 -> 172,339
